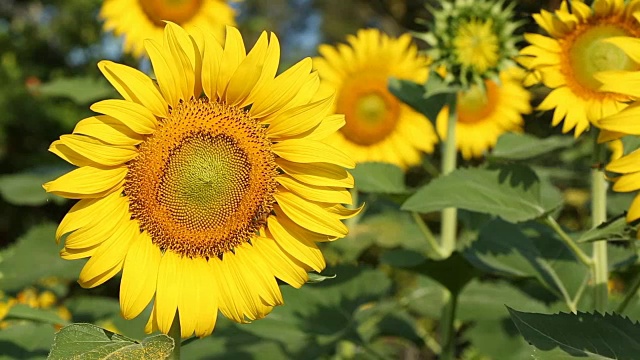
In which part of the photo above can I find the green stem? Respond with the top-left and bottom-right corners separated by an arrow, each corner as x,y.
440,96 -> 458,257
616,271 -> 640,314
440,290 -> 458,360
591,134 -> 608,313
411,212 -> 445,259
168,312 -> 181,360
542,216 -> 593,267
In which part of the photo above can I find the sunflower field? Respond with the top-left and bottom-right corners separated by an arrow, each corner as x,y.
2,0 -> 640,359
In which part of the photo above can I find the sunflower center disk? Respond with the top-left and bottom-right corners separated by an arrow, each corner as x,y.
160,134 -> 249,230
337,76 -> 400,146
457,81 -> 498,124
125,99 -> 277,258
139,0 -> 203,25
569,25 -> 635,91
453,19 -> 500,74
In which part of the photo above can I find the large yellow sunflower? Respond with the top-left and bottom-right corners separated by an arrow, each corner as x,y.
313,29 -> 438,169
435,67 -> 532,159
518,0 -> 640,137
100,0 -> 236,58
43,23 -> 359,338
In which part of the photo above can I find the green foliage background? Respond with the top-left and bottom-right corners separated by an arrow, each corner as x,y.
2,0 -> 640,359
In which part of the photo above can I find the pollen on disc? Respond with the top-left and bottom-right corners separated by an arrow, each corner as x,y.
125,99 -> 278,258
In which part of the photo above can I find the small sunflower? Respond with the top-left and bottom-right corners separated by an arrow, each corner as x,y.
518,0 -> 640,137
44,23 -> 358,338
435,67 -> 532,159
417,0 -> 521,88
313,28 -> 437,169
100,0 -> 236,57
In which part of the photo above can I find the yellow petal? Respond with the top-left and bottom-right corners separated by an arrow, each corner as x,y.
276,176 -> 351,204
78,219 -> 137,288
249,57 -> 313,118
201,29 -> 224,101
63,194 -> 129,250
43,166 -> 126,199
265,94 -> 333,139
73,115 -> 143,146
613,172 -> 640,192
90,99 -> 157,135
234,243 -> 283,307
627,193 -> 640,222
274,193 -> 347,237
177,256 -> 198,338
321,203 -> 365,219
49,141 -> 98,168
51,136 -> 137,167
145,39 -> 181,107
267,215 -> 325,272
60,242 -> 101,260
272,139 -> 355,169
252,236 -> 308,288
596,70 -> 640,97
97,60 -> 168,117
164,22 -> 196,102
599,104 -> 640,134
217,26 -> 246,99
607,150 -> 640,174
224,251 -> 273,320
276,158 -> 354,188
155,250 -> 181,334
55,191 -> 122,242
120,231 -> 161,320
299,114 -> 345,141
156,250 -> 184,334
606,36 -> 640,63
243,32 -> 281,105
211,255 -> 249,323
224,31 -> 269,107
192,258 -> 219,338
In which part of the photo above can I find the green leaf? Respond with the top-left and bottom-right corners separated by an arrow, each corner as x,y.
48,323 -> 173,360
0,322 -> 55,360
388,73 -> 457,122
490,133 -> 575,161
380,249 -> 426,268
463,219 -> 589,304
37,77 -> 114,104
460,283 -> 550,360
0,223 -> 84,292
351,162 -> 406,194
410,253 -> 479,295
238,265 -> 392,357
0,167 -> 70,206
402,164 -> 562,223
5,304 -> 70,326
63,296 -> 151,340
508,308 -> 640,359
577,214 -> 636,243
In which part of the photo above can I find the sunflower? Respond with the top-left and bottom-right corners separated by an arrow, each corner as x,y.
518,0 -> 640,137
44,23 -> 358,338
313,28 -> 437,169
417,0 -> 521,88
603,144 -> 640,222
100,0 -> 236,58
435,67 -> 531,159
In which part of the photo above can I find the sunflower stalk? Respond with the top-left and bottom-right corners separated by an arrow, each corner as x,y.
440,290 -> 458,360
440,95 -> 458,257
168,313 -> 182,360
591,132 -> 609,312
